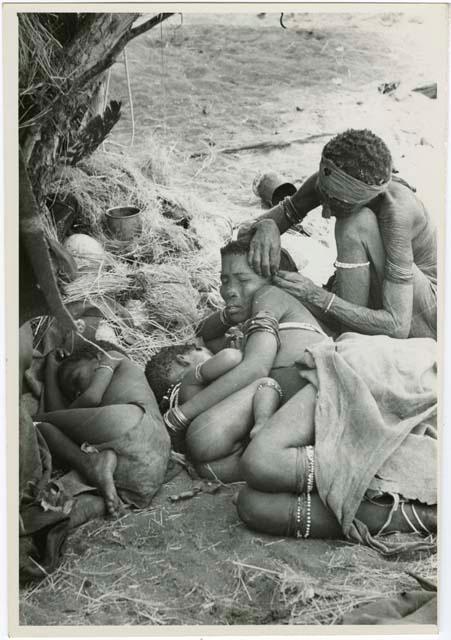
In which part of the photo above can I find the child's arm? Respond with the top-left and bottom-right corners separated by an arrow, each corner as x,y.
195,348 -> 243,383
45,351 -> 69,411
69,351 -> 123,409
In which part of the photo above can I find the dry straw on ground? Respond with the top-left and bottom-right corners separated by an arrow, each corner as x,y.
47,142 -> 232,365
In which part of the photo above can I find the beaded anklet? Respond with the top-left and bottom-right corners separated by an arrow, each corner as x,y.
256,379 -> 283,400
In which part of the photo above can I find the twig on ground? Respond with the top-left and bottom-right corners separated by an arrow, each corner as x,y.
190,133 -> 335,159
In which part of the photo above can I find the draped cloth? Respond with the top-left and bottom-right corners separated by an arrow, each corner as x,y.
299,333 -> 437,554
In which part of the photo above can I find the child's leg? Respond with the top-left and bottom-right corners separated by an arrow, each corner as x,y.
196,446 -> 245,483
186,377 -> 277,466
237,486 -> 437,539
240,383 -> 317,493
250,380 -> 282,439
37,421 -> 120,516
36,404 -> 143,444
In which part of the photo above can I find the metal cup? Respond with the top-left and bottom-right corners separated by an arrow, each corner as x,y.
105,206 -> 142,241
253,171 -> 297,206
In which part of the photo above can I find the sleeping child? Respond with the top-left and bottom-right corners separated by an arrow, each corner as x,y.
36,342 -> 170,516
145,344 -> 283,457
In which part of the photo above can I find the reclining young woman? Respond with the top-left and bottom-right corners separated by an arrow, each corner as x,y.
148,240 -> 331,482
236,331 -> 437,550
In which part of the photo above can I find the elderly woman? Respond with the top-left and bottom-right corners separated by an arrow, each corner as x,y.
239,129 -> 437,341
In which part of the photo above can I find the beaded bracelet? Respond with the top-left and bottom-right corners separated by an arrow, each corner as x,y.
305,445 -> 315,494
303,492 -> 312,538
295,494 -> 303,539
295,492 -> 313,539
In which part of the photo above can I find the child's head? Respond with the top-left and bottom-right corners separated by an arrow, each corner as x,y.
220,240 -> 298,324
145,343 -> 212,404
57,341 -> 127,401
57,344 -> 100,401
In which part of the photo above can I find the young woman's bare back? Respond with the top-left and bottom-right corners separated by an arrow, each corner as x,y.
253,284 -> 328,369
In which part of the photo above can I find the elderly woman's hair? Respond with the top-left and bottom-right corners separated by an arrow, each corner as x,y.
145,343 -> 198,405
323,129 -> 392,186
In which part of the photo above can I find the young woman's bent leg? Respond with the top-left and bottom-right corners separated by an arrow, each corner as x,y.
237,486 -> 437,539
240,383 -> 317,493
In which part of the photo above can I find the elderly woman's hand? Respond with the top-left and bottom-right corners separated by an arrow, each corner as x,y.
242,219 -> 281,277
272,270 -> 316,302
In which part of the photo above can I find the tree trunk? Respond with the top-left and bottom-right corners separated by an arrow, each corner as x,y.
21,13 -> 173,204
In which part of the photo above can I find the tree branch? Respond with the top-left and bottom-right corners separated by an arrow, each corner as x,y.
74,13 -> 174,90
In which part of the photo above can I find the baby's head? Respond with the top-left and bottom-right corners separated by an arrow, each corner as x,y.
145,343 -> 212,404
220,240 -> 298,324
57,341 -> 126,401
57,344 -> 101,401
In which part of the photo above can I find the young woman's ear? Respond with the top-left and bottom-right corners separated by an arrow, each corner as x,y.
175,354 -> 190,366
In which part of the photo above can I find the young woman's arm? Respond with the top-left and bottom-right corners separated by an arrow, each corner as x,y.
178,332 -> 278,421
196,309 -> 233,342
179,289 -> 285,421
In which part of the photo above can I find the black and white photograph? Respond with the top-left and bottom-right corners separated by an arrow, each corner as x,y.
4,3 -> 447,634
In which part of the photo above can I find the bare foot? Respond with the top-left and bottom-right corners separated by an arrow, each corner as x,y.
82,449 -> 121,517
383,501 -> 437,535
69,494 -> 106,528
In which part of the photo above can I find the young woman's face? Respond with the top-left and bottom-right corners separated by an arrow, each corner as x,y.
59,358 -> 97,400
220,253 -> 269,323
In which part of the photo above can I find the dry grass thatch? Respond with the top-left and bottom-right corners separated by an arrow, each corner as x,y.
45,140 -> 232,365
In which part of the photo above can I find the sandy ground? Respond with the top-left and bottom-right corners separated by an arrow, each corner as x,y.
19,10 -> 442,627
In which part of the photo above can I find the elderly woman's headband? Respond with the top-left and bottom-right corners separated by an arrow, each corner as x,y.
318,155 -> 391,205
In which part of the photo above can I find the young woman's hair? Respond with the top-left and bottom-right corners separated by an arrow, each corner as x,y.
220,240 -> 298,272
145,343 -> 198,404
220,239 -> 249,258
322,129 -> 392,185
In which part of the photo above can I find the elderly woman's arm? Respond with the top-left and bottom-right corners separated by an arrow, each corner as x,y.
238,172 -> 321,276
273,271 -> 414,338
